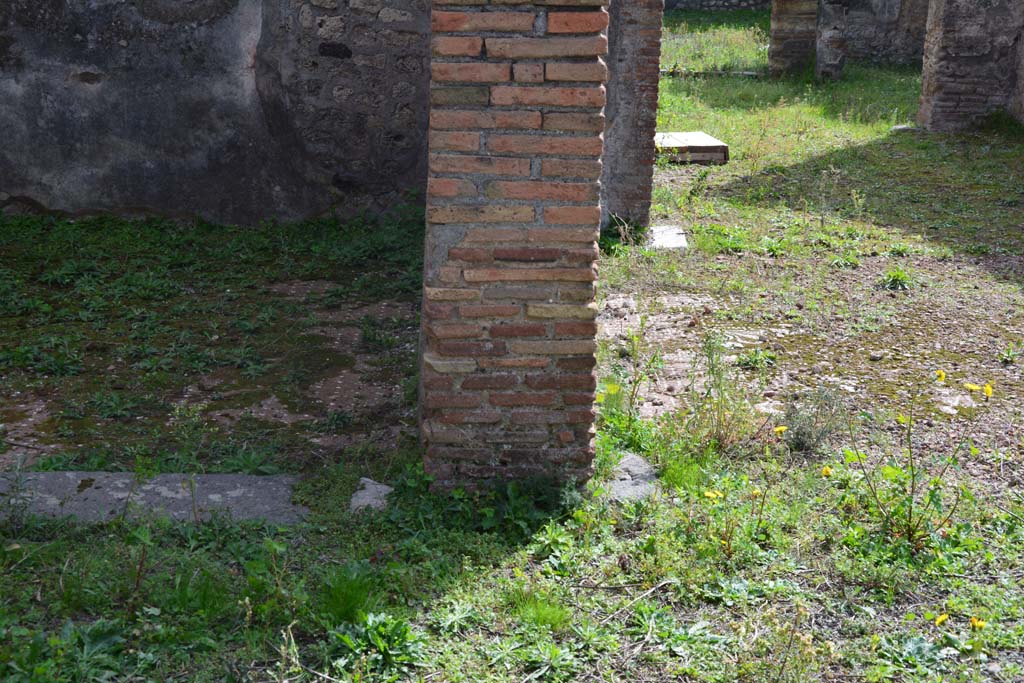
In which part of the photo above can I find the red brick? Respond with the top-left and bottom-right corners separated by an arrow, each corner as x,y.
423,374 -> 454,390
448,247 -> 492,262
459,304 -> 521,318
429,130 -> 481,152
556,356 -> 597,370
542,206 -> 601,224
431,110 -> 542,130
462,374 -> 518,390
437,340 -> 508,356
490,392 -> 558,406
463,268 -> 596,282
437,410 -> 503,424
425,392 -> 484,408
541,159 -> 602,178
485,180 -> 598,202
564,392 -> 597,405
428,177 -> 477,198
485,36 -> 607,59
513,63 -> 544,83
547,11 -> 609,33
554,321 -> 598,336
429,323 -> 481,339
487,134 -> 604,156
545,61 -> 608,82
510,409 -> 565,424
525,373 -> 596,390
429,154 -> 531,176
480,357 -> 550,369
490,323 -> 547,337
432,36 -> 483,57
490,86 -> 606,108
528,227 -> 599,243
564,245 -> 600,263
464,227 -> 528,242
543,112 -> 605,131
432,63 -> 511,83
432,11 -> 535,32
493,247 -> 561,262
423,301 -> 456,319
428,205 -> 535,224
567,408 -> 596,423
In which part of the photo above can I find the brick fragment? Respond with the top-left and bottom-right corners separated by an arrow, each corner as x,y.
490,86 -> 606,108
429,130 -> 481,152
463,268 -> 596,283
485,181 -> 598,202
427,178 -> 477,198
431,110 -> 542,130
547,11 -> 609,33
513,63 -> 544,83
485,36 -> 607,59
462,374 -> 518,390
432,11 -> 536,32
428,205 -> 534,224
432,36 -> 483,57
431,63 -> 511,84
489,323 -> 547,337
430,154 -> 531,176
488,134 -> 604,156
545,61 -> 608,82
526,302 -> 598,319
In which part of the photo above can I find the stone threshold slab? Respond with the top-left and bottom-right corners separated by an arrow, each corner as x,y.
655,131 -> 729,165
0,472 -> 308,524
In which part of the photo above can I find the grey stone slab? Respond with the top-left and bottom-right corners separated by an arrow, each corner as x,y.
0,472 -> 308,524
649,224 -> 688,250
606,453 -> 659,502
349,477 -> 394,512
655,132 -> 729,165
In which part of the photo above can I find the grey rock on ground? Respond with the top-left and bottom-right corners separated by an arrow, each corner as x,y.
606,453 -> 659,502
350,477 -> 394,512
0,472 -> 307,524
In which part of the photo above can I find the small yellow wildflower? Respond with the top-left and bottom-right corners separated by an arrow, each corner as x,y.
935,369 -> 946,383
984,383 -> 993,399
934,613 -> 950,627
751,488 -> 763,499
703,490 -> 724,500
821,465 -> 833,478
774,425 -> 788,435
964,383 -> 982,393
605,383 -> 621,395
970,617 -> 987,630
595,392 -> 606,404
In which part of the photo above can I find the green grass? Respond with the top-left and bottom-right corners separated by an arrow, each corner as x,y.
662,10 -> 771,73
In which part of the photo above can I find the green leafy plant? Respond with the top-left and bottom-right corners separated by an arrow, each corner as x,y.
736,347 -> 777,371
326,612 -> 426,677
880,266 -> 913,291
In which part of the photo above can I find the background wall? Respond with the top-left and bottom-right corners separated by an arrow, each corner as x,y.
0,0 -> 430,225
665,0 -> 769,10
844,0 -> 928,63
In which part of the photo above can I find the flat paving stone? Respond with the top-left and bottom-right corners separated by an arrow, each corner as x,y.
0,472 -> 308,524
649,224 -> 688,250
605,453 -> 659,502
655,131 -> 729,165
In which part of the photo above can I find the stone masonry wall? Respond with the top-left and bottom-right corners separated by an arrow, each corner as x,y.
918,0 -> 1024,131
0,0 -> 430,225
600,0 -> 664,229
420,0 -> 607,487
769,0 -> 817,75
844,0 -> 928,63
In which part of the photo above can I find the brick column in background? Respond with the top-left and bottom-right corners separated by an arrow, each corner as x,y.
769,0 -> 818,76
600,0 -> 665,230
421,0 -> 608,488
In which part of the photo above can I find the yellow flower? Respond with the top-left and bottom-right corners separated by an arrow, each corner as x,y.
703,490 -> 724,500
595,393 -> 606,404
984,383 -> 993,399
964,383 -> 982,393
935,369 -> 946,383
774,425 -> 788,435
605,383 -> 621,395
751,488 -> 763,499
970,617 -> 987,630
934,613 -> 949,627
821,465 -> 833,477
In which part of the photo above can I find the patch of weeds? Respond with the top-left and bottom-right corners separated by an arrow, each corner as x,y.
324,612 -> 426,678
599,216 -> 649,254
315,410 -> 355,434
218,443 -> 282,475
318,561 -> 381,626
507,585 -> 572,632
830,252 -> 860,269
998,341 -> 1022,365
358,315 -> 402,352
781,386 -> 843,454
887,243 -> 912,257
879,266 -> 913,291
736,347 -> 777,371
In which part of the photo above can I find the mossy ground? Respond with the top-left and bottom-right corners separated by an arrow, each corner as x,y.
3,10 -> 1024,683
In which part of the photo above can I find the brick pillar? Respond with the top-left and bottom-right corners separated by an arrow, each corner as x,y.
917,0 -> 1024,131
600,0 -> 665,230
421,0 -> 608,488
815,0 -> 847,81
769,0 -> 818,76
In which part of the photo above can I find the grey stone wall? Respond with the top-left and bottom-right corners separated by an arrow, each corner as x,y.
665,0 -> 769,10
769,0 -> 817,75
0,0 -> 430,225
918,0 -> 1024,131
844,0 -> 927,63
